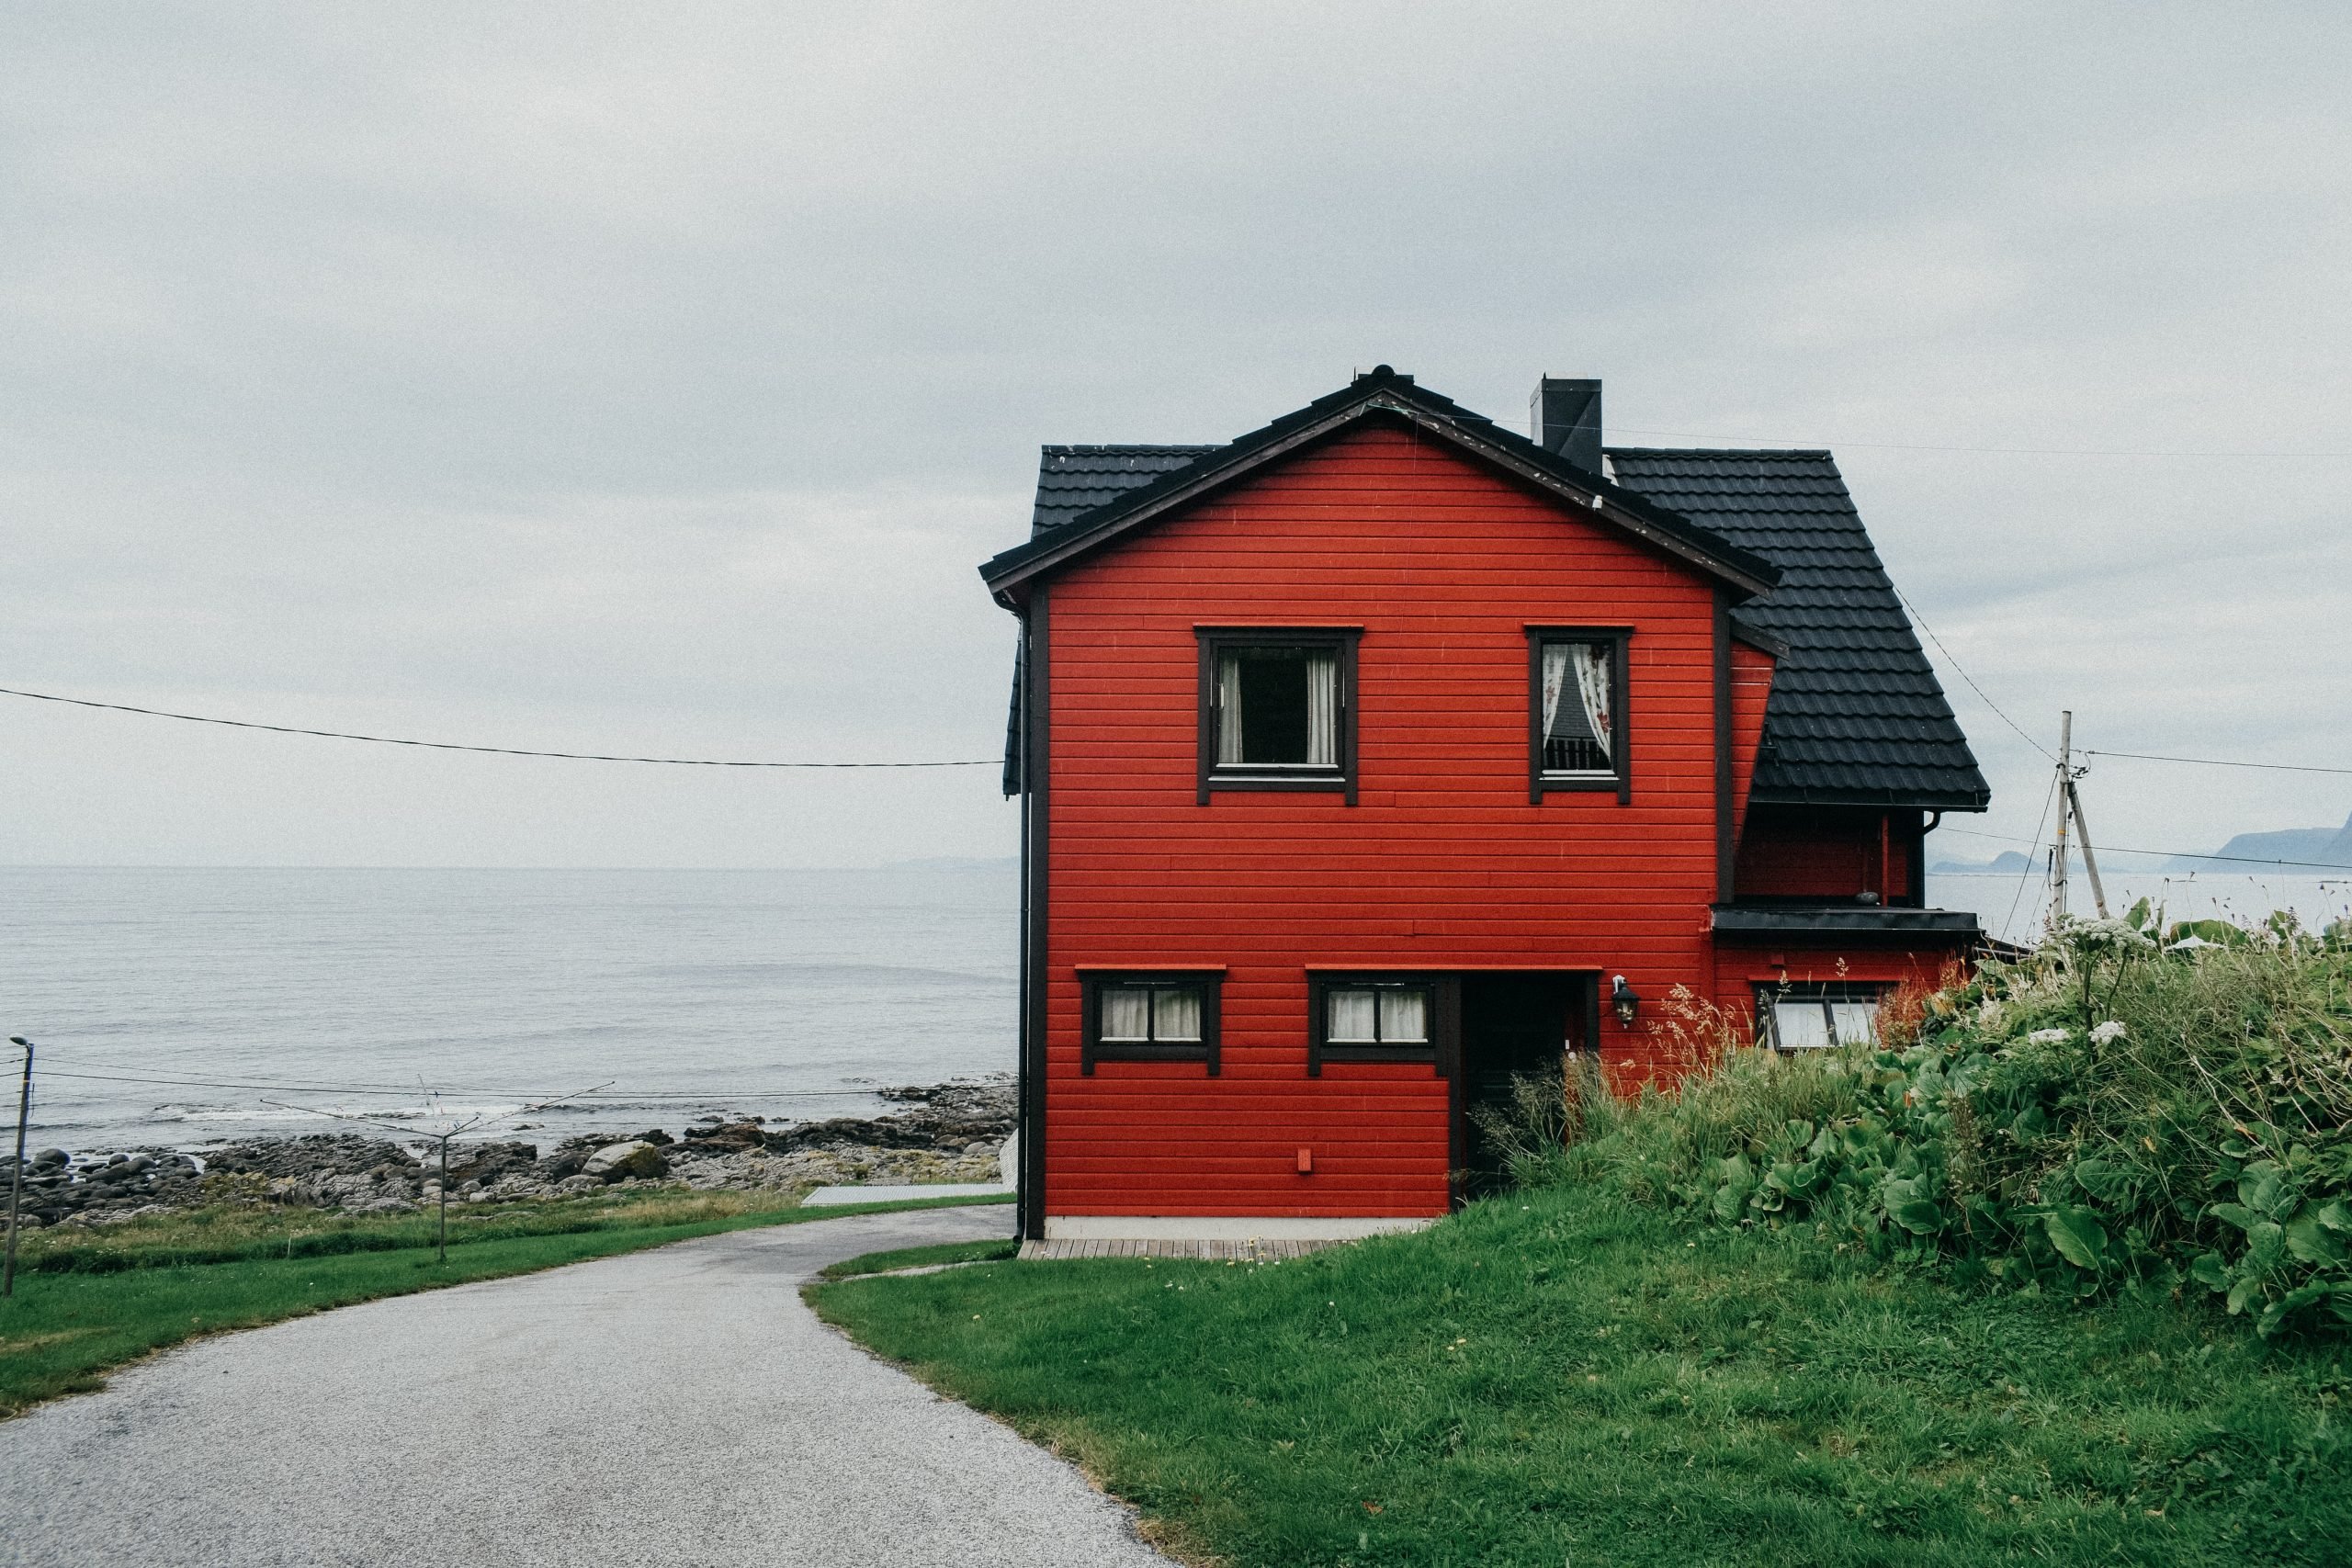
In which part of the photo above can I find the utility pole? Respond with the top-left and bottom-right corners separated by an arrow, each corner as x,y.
2065,773 -> 2109,919
2050,713 -> 2073,926
4,1036 -> 31,1300
2047,711 -> 2110,927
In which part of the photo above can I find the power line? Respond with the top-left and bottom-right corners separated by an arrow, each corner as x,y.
0,685 -> 998,768
1942,824 -> 2352,873
2085,749 -> 2352,778
1611,424 -> 2352,460
1886,586 -> 2054,761
2000,771 -> 2060,940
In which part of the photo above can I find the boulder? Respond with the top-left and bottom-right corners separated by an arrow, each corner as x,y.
581,1142 -> 668,1175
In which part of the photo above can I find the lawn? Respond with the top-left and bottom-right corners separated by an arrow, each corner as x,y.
810,1189 -> 2352,1567
0,1189 -> 1010,1416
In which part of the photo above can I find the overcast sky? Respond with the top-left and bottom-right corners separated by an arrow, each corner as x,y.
4,3 -> 2346,869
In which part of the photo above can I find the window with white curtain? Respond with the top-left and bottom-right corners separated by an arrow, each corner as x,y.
1084,974 -> 1221,1074
1198,629 -> 1356,800
1312,977 -> 1438,1074
1758,983 -> 1886,1050
1534,635 -> 1620,778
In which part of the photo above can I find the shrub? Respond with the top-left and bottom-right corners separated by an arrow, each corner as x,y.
1521,906 -> 2352,1337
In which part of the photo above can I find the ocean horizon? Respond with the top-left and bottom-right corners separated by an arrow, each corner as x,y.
6,860 -> 2343,1158
0,863 -> 1020,1154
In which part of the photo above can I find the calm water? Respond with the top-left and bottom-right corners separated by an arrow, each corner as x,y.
0,864 -> 1017,1153
1929,869 -> 2352,948
6,862 -> 2341,1156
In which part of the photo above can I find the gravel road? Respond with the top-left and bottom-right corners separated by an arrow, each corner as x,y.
0,1206 -> 1174,1567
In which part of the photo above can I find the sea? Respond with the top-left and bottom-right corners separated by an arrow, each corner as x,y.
3,862 -> 2345,1158
0,863 -> 1018,1156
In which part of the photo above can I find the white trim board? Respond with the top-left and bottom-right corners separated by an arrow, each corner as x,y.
1044,1215 -> 1435,1242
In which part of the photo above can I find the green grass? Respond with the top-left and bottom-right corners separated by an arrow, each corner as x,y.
1,1190 -> 1010,1416
810,1189 -> 2352,1567
818,1237 -> 1019,1280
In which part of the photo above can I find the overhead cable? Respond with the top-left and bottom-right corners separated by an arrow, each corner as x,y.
1885,586 -> 2054,761
0,685 -> 997,768
2084,749 -> 2352,777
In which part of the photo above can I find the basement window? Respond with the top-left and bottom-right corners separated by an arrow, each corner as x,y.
1758,983 -> 1884,1050
1082,973 -> 1222,1075
1528,629 -> 1630,801
1196,628 -> 1360,804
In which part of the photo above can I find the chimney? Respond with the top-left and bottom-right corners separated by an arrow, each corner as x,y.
1531,377 -> 1603,475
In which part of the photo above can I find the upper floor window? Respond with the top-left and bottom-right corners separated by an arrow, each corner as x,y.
1196,628 -> 1360,804
1528,627 -> 1629,802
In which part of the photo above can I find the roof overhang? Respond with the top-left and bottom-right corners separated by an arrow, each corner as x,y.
1713,905 -> 1984,944
980,374 -> 1781,607
1749,787 -> 1993,813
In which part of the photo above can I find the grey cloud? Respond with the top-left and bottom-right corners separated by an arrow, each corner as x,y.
3,2 -> 2347,866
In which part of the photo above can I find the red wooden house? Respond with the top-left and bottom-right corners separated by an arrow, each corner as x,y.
982,367 -> 1990,1242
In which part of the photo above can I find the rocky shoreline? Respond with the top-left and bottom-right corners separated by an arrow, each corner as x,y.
6,1077 -> 1015,1228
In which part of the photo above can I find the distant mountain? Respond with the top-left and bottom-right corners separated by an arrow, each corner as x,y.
1931,850 -> 2033,874
2170,812 -> 2352,870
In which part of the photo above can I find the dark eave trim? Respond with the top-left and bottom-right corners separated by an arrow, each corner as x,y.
1725,614 -> 1791,660
1749,786 -> 1992,812
1713,905 -> 1984,942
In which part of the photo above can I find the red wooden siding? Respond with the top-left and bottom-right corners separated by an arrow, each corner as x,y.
1735,807 -> 1914,903
1727,641 -> 1774,840
1044,423 -> 1729,1218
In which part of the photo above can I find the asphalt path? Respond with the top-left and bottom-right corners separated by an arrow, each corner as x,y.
0,1205 -> 1174,1567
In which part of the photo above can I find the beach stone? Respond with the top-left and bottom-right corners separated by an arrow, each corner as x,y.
582,1141 -> 667,1180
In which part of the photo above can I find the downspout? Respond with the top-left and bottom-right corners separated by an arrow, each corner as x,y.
1012,609 -> 1032,1242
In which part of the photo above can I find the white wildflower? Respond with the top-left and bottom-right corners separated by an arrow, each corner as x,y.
2089,1021 -> 2128,1045
2050,915 -> 2157,957
2029,1027 -> 2071,1044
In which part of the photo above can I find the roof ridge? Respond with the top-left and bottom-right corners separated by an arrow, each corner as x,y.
1042,443 -> 1224,455
1608,446 -> 1838,459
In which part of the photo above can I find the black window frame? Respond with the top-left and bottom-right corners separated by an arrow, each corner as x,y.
1526,626 -> 1632,804
1755,981 -> 1887,1052
1081,971 -> 1223,1075
1308,975 -> 1440,1076
1196,626 -> 1362,806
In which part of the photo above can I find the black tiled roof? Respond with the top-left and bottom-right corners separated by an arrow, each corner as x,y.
984,367 -> 1779,594
1606,449 -> 1989,809
1033,446 -> 1217,532
996,375 -> 1987,812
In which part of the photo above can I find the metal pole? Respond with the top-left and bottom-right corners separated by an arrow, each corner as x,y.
437,1135 -> 449,1265
4,1037 -> 32,1299
2050,712 -> 2074,927
2065,780 -> 2110,919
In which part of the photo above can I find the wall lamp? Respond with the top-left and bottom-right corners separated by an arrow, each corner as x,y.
1610,975 -> 1643,1028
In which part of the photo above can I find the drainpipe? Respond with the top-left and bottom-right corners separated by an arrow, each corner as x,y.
1012,611 -> 1032,1244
